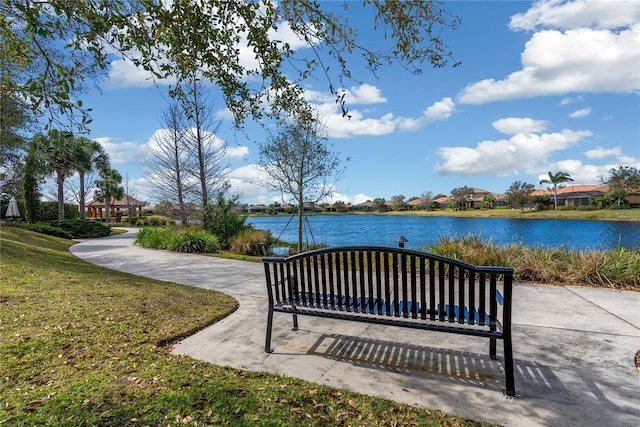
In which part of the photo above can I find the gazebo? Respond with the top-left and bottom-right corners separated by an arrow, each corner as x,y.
86,194 -> 146,221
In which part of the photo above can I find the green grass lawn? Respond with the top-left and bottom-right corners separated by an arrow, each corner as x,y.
0,228 -> 492,426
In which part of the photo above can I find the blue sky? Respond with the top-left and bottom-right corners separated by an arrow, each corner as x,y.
75,0 -> 639,206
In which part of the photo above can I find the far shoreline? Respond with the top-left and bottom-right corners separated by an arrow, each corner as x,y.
247,208 -> 640,222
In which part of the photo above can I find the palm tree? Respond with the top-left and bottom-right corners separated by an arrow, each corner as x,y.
94,167 -> 123,222
540,171 -> 574,209
74,138 -> 109,219
44,130 -> 81,220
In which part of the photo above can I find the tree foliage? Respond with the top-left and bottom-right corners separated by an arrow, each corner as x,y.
602,165 -> 640,207
0,93 -> 33,197
450,186 -> 474,210
2,1 -> 460,130
540,171 -> 574,209
505,181 -> 534,212
22,143 -> 42,223
258,114 -> 344,252
94,167 -> 124,222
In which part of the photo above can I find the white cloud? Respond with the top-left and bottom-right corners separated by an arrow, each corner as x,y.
584,146 -> 639,165
458,26 -> 639,104
104,58 -> 173,88
227,145 -> 250,160
559,95 -> 583,105
321,95 -> 455,138
342,84 -> 387,104
509,0 -> 639,31
458,0 -> 639,105
537,160 -> 605,186
227,164 -> 269,202
95,136 -> 148,165
492,117 -> 548,134
585,146 -> 623,159
569,107 -> 591,118
435,128 -> 592,176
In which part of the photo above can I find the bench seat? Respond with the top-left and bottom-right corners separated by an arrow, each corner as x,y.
263,245 -> 516,396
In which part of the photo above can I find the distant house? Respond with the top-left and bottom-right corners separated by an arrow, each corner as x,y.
86,193 -> 146,220
350,201 -> 374,211
554,185 -> 609,207
433,195 -> 454,209
248,204 -> 267,213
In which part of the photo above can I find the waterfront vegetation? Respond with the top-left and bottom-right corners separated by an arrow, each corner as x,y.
0,227 -> 491,426
383,207 -> 639,221
423,234 -> 639,290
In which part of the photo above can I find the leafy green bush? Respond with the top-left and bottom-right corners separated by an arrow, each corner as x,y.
230,229 -> 272,256
38,202 -> 79,221
5,222 -> 73,239
46,219 -> 111,238
134,227 -> 218,253
134,227 -> 163,247
180,229 -> 219,253
135,215 -> 176,226
205,193 -> 248,249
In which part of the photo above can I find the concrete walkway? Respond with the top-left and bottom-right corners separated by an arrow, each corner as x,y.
70,229 -> 640,427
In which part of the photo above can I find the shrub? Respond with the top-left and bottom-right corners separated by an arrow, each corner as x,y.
134,227 -> 218,253
38,202 -> 79,221
5,222 -> 73,239
422,235 -> 639,289
230,229 -> 272,256
205,193 -> 248,249
135,215 -> 176,226
180,230 -> 219,253
134,227 -> 163,248
46,219 -> 111,238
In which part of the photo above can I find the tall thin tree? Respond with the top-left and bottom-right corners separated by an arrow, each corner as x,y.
94,168 -> 123,222
258,114 -> 345,252
72,137 -> 109,220
43,129 -> 80,220
144,101 -> 192,223
181,80 -> 229,228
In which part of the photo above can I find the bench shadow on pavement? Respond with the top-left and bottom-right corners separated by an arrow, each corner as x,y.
304,333 -> 564,396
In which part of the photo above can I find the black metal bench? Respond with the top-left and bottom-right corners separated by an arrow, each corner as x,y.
262,245 -> 516,396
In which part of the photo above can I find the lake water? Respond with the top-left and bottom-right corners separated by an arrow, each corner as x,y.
247,214 -> 640,251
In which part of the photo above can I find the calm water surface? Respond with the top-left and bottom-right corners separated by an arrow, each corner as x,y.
247,214 -> 640,251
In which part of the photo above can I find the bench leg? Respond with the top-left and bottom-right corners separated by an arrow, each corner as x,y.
292,313 -> 298,331
265,308 -> 274,353
504,334 -> 516,397
490,337 -> 496,359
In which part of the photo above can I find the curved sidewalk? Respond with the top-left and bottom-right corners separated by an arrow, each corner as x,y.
70,229 -> 640,427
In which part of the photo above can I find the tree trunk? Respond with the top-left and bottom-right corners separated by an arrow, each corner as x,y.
57,172 -> 65,220
79,172 -> 86,220
105,197 -> 111,222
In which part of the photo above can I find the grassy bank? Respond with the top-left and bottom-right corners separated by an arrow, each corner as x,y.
0,228 -> 490,426
382,208 -> 639,221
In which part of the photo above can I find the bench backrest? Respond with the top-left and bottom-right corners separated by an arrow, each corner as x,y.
263,246 -> 513,328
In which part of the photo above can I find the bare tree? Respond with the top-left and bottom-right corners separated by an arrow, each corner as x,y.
144,101 -> 194,223
258,114 -> 345,252
181,80 -> 229,228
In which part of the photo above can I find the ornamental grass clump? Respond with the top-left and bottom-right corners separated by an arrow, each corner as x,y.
134,227 -> 219,253
230,228 -> 272,256
426,234 -> 504,266
424,234 -> 639,290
